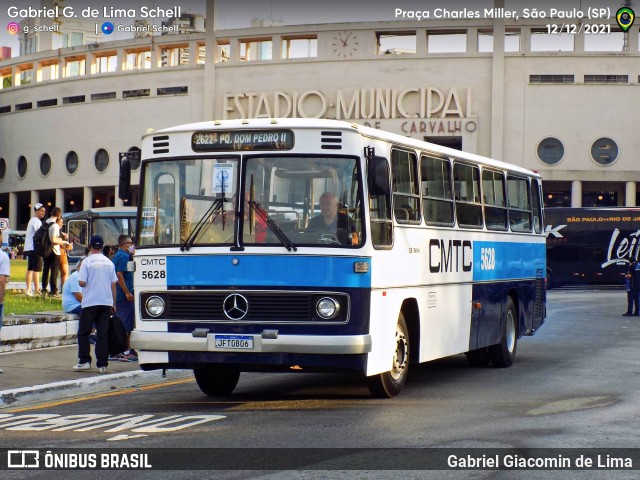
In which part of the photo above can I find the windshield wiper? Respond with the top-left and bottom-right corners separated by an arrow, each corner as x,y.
181,196 -> 226,251
248,200 -> 297,252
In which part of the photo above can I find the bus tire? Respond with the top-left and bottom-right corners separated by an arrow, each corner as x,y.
466,347 -> 490,367
546,270 -> 553,290
488,298 -> 517,368
366,314 -> 409,398
194,365 -> 240,396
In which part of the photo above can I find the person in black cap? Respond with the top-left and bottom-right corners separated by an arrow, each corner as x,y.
24,202 -> 46,296
624,258 -> 640,316
73,235 -> 117,374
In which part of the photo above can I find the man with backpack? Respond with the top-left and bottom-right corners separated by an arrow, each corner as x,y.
37,207 -> 71,297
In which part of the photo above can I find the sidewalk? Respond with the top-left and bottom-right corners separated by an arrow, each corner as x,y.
0,309 -> 192,408
0,344 -> 192,408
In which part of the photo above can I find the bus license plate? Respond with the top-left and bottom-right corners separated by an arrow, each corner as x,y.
215,335 -> 254,350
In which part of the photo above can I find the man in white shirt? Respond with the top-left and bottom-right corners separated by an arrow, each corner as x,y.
73,235 -> 117,374
24,203 -> 45,296
0,249 -> 10,373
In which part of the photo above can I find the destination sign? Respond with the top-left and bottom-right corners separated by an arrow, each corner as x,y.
192,130 -> 294,151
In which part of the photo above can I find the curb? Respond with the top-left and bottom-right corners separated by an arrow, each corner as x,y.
0,369 -> 193,408
1,313 -> 79,353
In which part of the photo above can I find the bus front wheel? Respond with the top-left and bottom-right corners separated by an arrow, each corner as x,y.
194,365 -> 240,396
488,298 -> 517,368
366,314 -> 410,398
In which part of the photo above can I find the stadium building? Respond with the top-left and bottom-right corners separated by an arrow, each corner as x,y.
0,3 -> 638,229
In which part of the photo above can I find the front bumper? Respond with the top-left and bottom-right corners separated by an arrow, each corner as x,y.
131,330 -> 372,355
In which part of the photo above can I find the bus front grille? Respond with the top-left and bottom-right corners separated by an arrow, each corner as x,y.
153,291 -> 350,323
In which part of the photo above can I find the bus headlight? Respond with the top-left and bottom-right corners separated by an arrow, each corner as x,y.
316,297 -> 340,319
145,295 -> 166,317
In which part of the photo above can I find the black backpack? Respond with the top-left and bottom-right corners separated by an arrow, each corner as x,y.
33,222 -> 53,257
108,314 -> 128,356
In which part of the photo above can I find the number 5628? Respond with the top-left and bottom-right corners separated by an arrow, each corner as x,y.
141,270 -> 166,279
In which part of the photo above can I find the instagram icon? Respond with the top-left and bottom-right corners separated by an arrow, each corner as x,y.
7,22 -> 20,35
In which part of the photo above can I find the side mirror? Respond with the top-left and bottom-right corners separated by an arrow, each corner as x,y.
118,152 -> 132,200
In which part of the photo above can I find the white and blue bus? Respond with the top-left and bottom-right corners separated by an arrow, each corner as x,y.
131,119 -> 546,398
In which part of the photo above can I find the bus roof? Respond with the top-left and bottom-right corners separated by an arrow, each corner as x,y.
142,118 -> 540,179
63,207 -> 137,219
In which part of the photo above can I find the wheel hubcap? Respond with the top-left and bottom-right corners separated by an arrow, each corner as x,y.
391,326 -> 408,380
506,310 -> 516,353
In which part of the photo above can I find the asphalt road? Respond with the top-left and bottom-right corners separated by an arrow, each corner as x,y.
2,288 -> 640,479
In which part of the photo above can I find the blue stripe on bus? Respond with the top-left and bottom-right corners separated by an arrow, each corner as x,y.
166,255 -> 372,288
473,241 -> 545,282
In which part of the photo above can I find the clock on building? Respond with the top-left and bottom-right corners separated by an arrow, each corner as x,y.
331,31 -> 359,58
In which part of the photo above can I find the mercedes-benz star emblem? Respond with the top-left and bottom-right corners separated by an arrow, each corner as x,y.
223,293 -> 249,320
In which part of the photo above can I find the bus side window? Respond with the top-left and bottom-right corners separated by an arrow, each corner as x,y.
421,155 -> 454,226
391,149 -> 421,224
482,169 -> 508,231
453,162 -> 483,228
507,175 -> 532,232
531,178 -> 543,234
68,219 -> 88,257
367,155 -> 392,248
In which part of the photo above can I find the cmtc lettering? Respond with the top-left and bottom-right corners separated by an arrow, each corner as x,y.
141,258 -> 165,266
429,239 -> 472,273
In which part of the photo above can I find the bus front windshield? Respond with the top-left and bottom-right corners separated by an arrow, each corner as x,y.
138,156 -> 364,248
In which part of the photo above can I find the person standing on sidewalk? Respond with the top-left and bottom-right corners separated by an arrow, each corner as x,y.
111,235 -> 137,362
0,248 -> 10,373
59,217 -> 72,290
624,259 -> 640,316
62,255 -> 84,316
41,208 -> 71,297
24,203 -> 45,296
56,217 -> 73,292
73,235 -> 117,374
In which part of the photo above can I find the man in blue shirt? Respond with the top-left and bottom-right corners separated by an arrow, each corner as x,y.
62,256 -> 84,315
111,234 -> 136,361
624,259 -> 640,316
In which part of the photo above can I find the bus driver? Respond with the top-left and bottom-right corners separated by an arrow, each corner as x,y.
307,192 -> 355,244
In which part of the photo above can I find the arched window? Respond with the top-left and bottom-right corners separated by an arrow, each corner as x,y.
95,148 -> 109,172
66,151 -> 79,174
17,156 -> 27,178
128,146 -> 141,170
40,153 -> 51,176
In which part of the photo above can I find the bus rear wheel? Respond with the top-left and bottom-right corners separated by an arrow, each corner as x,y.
488,298 -> 517,368
194,365 -> 241,396
366,314 -> 410,398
